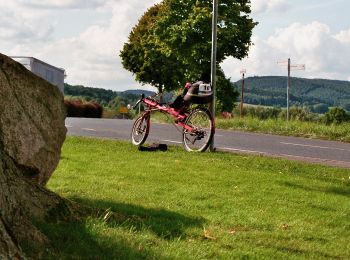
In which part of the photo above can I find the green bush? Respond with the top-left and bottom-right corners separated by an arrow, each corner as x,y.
279,107 -> 318,122
234,106 -> 281,120
64,99 -> 103,118
233,106 -> 322,122
323,107 -> 350,124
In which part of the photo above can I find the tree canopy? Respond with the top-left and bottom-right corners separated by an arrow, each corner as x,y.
155,0 -> 256,79
120,0 -> 256,110
120,4 -> 183,94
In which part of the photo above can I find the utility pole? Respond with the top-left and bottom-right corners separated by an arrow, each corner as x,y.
278,58 -> 305,121
209,0 -> 218,151
240,69 -> 246,118
287,58 -> 291,121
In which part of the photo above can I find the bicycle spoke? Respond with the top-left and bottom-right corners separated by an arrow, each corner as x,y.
131,114 -> 150,146
182,109 -> 214,152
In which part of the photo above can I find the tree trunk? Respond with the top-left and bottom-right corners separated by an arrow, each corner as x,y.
158,86 -> 163,103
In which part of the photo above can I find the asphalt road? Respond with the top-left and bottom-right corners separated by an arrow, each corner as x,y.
65,117 -> 350,168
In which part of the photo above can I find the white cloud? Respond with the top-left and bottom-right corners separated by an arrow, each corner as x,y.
1,0 -> 159,90
0,2 -> 53,48
17,0 -> 106,9
222,22 -> 350,82
36,0 -> 158,90
251,0 -> 291,15
334,29 -> 350,44
0,10 -> 53,43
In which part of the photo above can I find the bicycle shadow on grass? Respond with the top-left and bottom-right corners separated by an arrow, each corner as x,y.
70,197 -> 205,240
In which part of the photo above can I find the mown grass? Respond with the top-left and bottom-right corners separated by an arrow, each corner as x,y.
40,136 -> 350,259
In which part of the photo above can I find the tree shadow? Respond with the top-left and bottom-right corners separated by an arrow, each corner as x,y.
35,221 -> 154,259
280,181 -> 350,198
31,198 -> 204,258
71,197 -> 205,240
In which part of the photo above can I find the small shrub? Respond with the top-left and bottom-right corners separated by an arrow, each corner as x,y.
323,107 -> 350,125
234,106 -> 281,120
84,102 -> 103,118
64,99 -> 103,118
279,107 -> 317,122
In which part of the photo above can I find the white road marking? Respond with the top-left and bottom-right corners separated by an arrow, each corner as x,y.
280,142 -> 350,152
162,139 -> 182,144
65,125 -> 72,128
82,128 -> 97,132
219,147 -> 267,155
215,134 -> 224,137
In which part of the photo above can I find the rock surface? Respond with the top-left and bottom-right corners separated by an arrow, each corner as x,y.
0,53 -> 68,258
0,53 -> 66,185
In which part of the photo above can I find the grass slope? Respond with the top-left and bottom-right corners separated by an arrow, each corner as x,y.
41,137 -> 350,259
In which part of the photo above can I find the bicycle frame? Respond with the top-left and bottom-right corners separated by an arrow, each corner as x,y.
140,96 -> 196,133
132,93 -> 215,152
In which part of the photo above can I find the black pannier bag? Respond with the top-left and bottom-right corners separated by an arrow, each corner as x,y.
183,81 -> 213,104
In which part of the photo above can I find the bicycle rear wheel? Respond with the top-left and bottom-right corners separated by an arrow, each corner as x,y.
131,113 -> 150,146
182,108 -> 214,152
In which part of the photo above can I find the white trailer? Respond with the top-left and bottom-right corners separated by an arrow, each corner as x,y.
10,56 -> 66,93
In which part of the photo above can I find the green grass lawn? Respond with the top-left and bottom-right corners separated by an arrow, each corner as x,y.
41,136 -> 350,259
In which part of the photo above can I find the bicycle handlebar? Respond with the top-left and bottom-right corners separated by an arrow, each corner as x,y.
133,94 -> 145,109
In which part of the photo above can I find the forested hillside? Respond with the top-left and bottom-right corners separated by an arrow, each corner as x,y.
64,83 -> 155,107
236,76 -> 350,112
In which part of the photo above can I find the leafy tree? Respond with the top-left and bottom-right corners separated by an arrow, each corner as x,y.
216,69 -> 239,112
155,0 -> 256,80
108,96 -> 127,111
120,4 -> 183,95
120,0 -> 256,110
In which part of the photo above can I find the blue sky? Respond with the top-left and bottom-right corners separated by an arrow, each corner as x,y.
1,0 -> 350,91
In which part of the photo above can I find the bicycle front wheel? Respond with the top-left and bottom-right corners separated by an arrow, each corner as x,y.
182,108 -> 214,152
131,113 -> 150,146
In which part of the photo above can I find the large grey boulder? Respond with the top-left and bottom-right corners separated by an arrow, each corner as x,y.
0,53 -> 68,258
0,53 -> 66,185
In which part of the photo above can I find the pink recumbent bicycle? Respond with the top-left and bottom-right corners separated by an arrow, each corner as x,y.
131,82 -> 215,152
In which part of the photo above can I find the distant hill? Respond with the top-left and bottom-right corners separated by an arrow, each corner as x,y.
64,84 -> 156,106
64,84 -> 120,104
235,76 -> 350,111
123,89 -> 155,97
